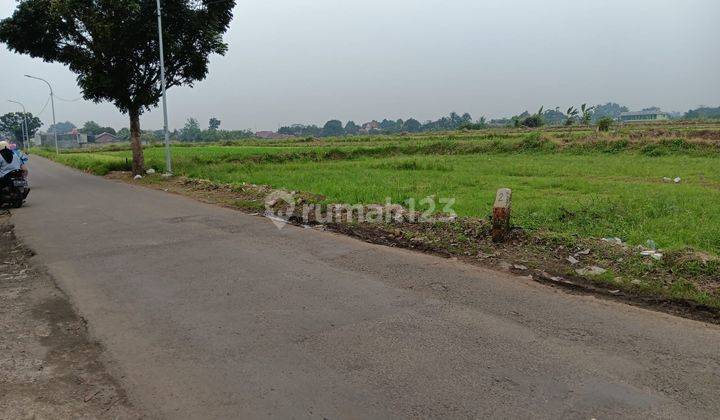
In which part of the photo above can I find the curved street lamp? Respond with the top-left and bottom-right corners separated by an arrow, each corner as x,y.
7,99 -> 29,149
24,74 -> 59,154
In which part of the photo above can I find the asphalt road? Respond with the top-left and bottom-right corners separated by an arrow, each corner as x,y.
11,157 -> 720,419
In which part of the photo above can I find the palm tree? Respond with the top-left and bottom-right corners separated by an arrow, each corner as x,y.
565,106 -> 579,126
580,104 -> 595,125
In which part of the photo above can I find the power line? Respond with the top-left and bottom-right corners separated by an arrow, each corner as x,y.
53,93 -> 84,103
34,95 -> 52,117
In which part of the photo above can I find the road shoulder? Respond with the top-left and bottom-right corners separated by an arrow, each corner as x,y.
0,212 -> 140,418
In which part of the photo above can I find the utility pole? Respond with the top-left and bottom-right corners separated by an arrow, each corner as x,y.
7,100 -> 28,149
25,75 -> 59,154
156,0 -> 173,175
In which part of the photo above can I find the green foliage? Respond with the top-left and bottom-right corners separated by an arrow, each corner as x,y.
0,1 -> 235,115
542,108 -> 566,125
0,112 -> 42,145
117,128 -> 130,140
48,121 -> 76,134
403,118 -> 422,132
80,121 -> 116,135
344,121 -> 360,135
565,107 -> 579,126
597,117 -> 614,132
519,132 -> 555,151
180,118 -> 202,142
0,0 -> 236,171
580,103 -> 595,125
322,120 -> 345,137
517,107 -> 545,128
684,106 -> 720,120
208,117 -> 221,131
592,103 -> 628,122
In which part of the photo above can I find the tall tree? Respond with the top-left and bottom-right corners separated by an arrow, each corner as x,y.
79,121 -> 116,135
322,120 -> 344,137
403,118 -> 421,132
180,118 -> 202,141
592,102 -> 628,121
0,0 -> 236,174
48,121 -> 76,134
344,121 -> 360,135
209,117 -> 221,131
0,112 -> 42,146
79,121 -> 102,135
580,104 -> 595,125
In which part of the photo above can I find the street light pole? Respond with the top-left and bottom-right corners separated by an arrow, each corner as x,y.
25,75 -> 59,154
156,0 -> 173,175
7,100 -> 28,149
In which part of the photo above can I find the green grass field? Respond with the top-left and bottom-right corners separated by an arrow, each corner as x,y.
36,125 -> 720,254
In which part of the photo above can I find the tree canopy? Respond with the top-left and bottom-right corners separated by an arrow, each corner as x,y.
684,106 -> 720,120
322,120 -> 344,137
209,117 -> 222,131
0,0 -> 236,174
0,112 -> 42,147
80,121 -> 116,135
180,118 -> 202,141
48,121 -> 77,134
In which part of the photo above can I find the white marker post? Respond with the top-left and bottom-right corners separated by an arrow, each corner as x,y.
492,188 -> 512,242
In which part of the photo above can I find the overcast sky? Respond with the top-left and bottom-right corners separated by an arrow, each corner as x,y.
1,0 -> 719,131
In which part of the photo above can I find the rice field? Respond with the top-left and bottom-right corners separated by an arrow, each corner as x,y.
36,123 -> 720,254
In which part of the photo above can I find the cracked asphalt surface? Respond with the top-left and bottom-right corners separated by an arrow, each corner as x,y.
10,157 -> 720,419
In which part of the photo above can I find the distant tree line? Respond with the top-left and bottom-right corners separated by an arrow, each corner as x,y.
27,104 -> 720,146
278,112 -> 486,137
684,106 -> 720,120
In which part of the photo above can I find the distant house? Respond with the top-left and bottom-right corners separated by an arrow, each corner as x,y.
33,132 -> 89,149
360,121 -> 380,133
94,132 -> 121,144
620,110 -> 669,123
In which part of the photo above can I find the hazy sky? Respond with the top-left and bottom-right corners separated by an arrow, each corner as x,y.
1,0 -> 719,131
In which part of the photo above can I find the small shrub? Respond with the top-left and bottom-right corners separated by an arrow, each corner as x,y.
597,117 -> 614,132
641,144 -> 668,157
659,138 -> 693,151
518,132 -> 555,151
605,139 -> 629,153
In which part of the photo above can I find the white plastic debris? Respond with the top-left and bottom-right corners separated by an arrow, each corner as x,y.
602,237 -> 624,246
640,250 -> 663,260
133,174 -> 142,180
674,177 -> 681,184
662,177 -> 671,182
575,266 -> 607,276
146,168 -> 156,174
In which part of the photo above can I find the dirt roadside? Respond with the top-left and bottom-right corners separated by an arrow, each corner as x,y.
0,212 -> 140,419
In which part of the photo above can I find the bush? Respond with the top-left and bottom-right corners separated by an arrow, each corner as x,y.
521,115 -> 544,128
598,117 -> 614,132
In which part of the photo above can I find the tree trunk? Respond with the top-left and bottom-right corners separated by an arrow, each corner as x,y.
129,109 -> 145,175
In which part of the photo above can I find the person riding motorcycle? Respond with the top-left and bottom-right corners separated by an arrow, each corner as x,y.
0,141 -> 29,207
0,143 -> 22,179
2,141 -> 28,177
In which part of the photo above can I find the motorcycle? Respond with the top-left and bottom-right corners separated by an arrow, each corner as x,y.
0,170 -> 29,208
